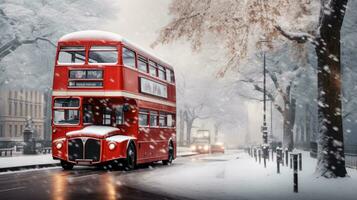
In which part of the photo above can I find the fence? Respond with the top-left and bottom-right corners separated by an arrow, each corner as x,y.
310,142 -> 357,169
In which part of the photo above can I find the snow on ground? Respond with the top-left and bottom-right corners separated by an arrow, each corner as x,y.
0,154 -> 58,168
122,150 -> 357,200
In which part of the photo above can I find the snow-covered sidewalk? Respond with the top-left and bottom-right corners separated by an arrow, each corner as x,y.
0,154 -> 58,169
0,146 -> 197,171
122,150 -> 357,200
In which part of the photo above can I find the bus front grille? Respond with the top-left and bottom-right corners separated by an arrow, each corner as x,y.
85,139 -> 101,162
68,139 -> 83,161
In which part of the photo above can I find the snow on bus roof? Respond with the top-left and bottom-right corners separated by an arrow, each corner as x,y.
59,30 -> 173,68
66,125 -> 119,137
59,30 -> 124,42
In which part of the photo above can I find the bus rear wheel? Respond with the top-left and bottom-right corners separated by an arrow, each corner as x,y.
61,160 -> 74,170
163,143 -> 174,165
125,143 -> 136,170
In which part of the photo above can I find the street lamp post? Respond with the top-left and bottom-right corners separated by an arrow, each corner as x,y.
262,52 -> 268,144
259,39 -> 270,167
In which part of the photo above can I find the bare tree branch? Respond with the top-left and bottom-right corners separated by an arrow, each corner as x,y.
253,84 -> 283,114
21,37 -> 56,47
275,25 -> 315,44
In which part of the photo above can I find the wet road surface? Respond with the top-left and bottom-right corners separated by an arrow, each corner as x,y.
0,154 -> 214,200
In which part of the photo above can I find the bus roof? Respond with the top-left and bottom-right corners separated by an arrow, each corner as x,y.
59,30 -> 173,69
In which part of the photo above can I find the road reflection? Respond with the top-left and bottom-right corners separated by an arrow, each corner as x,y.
50,169 -> 119,200
102,173 -> 117,200
51,172 -> 68,200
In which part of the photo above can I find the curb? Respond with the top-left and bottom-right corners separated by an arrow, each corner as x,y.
0,153 -> 198,173
177,153 -> 198,157
0,163 -> 61,173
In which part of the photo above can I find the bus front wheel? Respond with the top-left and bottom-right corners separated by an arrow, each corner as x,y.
125,143 -> 136,170
61,160 -> 74,170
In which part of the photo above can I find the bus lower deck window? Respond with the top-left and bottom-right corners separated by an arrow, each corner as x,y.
139,111 -> 149,126
115,105 -> 124,125
150,111 -> 158,127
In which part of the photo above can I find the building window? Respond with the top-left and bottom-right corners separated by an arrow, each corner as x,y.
150,111 -> 158,127
9,125 -> 12,137
20,103 -> 23,116
9,101 -> 12,115
14,125 -> 18,137
102,108 -> 112,125
14,102 -> 17,116
138,55 -> 148,73
158,65 -> 166,80
29,105 -> 32,117
149,61 -> 157,77
122,47 -> 136,68
139,110 -> 149,126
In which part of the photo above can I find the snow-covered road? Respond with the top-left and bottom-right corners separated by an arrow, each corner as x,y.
122,150 -> 357,200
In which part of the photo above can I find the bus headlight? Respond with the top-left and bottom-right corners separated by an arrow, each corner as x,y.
108,143 -> 116,151
190,145 -> 196,151
204,145 -> 209,151
56,142 -> 63,150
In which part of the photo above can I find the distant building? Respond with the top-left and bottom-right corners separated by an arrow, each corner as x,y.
0,89 -> 46,141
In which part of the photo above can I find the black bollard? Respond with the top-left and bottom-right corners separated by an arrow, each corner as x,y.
277,150 -> 280,174
254,148 -> 257,162
281,151 -> 284,166
290,155 -> 292,169
258,149 -> 261,164
271,149 -> 274,162
293,154 -> 298,193
299,153 -> 302,171
285,149 -> 289,166
263,147 -> 267,168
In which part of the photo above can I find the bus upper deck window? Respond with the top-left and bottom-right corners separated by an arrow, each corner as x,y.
58,46 -> 85,64
89,46 -> 118,64
122,47 -> 136,68
166,69 -> 175,83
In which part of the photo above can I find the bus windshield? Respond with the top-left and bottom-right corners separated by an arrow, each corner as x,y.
58,46 -> 85,64
88,46 -> 118,64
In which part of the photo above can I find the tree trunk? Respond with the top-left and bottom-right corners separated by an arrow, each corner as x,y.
315,0 -> 348,178
305,104 -> 311,146
283,97 -> 296,151
186,120 -> 193,145
178,110 -> 185,146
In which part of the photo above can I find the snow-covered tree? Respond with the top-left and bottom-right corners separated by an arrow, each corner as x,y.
154,0 -> 349,177
0,0 -> 118,89
277,0 -> 348,178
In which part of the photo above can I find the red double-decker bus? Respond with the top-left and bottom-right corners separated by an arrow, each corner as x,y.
51,30 -> 176,170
